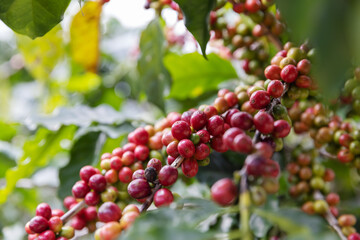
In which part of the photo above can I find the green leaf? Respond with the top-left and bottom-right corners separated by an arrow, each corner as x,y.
275,0 -> 353,101
119,198 -> 221,240
0,121 -> 17,141
0,126 -> 75,204
0,0 -> 70,38
138,18 -> 171,111
249,214 -> 272,238
175,0 -> 216,56
165,52 -> 238,100
0,141 -> 20,178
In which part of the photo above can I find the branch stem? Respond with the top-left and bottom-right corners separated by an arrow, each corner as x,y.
60,200 -> 87,224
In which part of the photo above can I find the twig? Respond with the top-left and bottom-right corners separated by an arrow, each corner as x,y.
60,200 -> 87,224
313,191 -> 347,240
140,156 -> 184,213
319,148 -> 337,160
239,170 -> 252,240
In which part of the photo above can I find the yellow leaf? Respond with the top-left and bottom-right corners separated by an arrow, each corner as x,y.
17,25 -> 64,80
70,1 -> 102,73
67,72 -> 101,93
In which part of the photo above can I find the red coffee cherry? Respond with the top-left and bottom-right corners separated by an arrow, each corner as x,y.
230,112 -> 253,130
207,115 -> 225,136
273,120 -> 291,138
245,0 -> 261,12
72,181 -> 90,198
181,109 -> 196,124
112,147 -> 124,158
134,145 -> 149,161
233,134 -> 253,154
147,158 -> 162,173
224,109 -> 240,124
84,206 -> 98,221
280,65 -> 298,83
203,105 -> 218,119
211,178 -> 238,206
48,216 -> 63,233
162,130 -> 175,146
190,110 -> 208,130
338,214 -> 357,227
36,203 -> 52,220
171,121 -> 192,140
178,139 -> 195,158
37,230 -> 55,240
154,188 -> 174,207
123,142 -> 136,152
118,167 -> 133,183
132,127 -> 149,145
51,209 -> 64,218
79,166 -> 99,183
210,136 -> 229,152
326,193 -> 340,206
29,216 -> 49,233
63,196 -> 77,210
264,65 -> 281,80
233,2 -> 245,13
224,92 -> 238,107
297,59 -> 311,75
348,233 -> 360,240
127,179 -> 151,199
89,174 -> 107,193
105,169 -> 118,184
194,143 -> 210,160
295,75 -> 312,88
158,166 -> 178,186
267,80 -> 284,98
181,158 -> 199,178
85,191 -> 100,206
166,141 -> 180,158
110,156 -> 122,171
132,169 -> 146,180
197,129 -> 211,143
250,90 -> 271,109
98,202 -> 122,223
245,154 -> 267,177
223,127 -> 244,151
254,142 -> 274,159
167,112 -> 181,125
337,149 -> 354,163
121,151 -> 135,166
254,112 -> 274,134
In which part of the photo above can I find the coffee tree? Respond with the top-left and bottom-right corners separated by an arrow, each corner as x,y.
1,0 -> 360,240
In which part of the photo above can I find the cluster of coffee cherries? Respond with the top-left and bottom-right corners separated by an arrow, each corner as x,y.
286,149 -> 360,239
340,67 -> 360,115
25,203 -> 74,240
144,0 -> 183,19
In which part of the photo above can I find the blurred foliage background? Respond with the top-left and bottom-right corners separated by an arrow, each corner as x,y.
0,0 -> 360,239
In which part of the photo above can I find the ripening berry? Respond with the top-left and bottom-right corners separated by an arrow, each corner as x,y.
89,174 -> 107,193
70,215 -> 86,230
51,209 -> 64,218
203,105 -> 218,119
98,202 -> 122,223
348,233 -> 360,240
154,188 -> 174,207
326,193 -> 340,206
110,156 -> 122,171
167,112 -> 182,125
147,158 -> 162,173
338,214 -> 357,227
37,230 -> 55,240
222,127 -> 244,151
181,109 -> 195,124
211,178 -> 238,206
267,80 -> 284,98
134,145 -> 149,161
313,200 -> 329,214
80,166 -> 100,183
224,108 -> 240,124
84,206 -> 98,222
273,120 -> 291,138
250,90 -> 271,109
132,128 -> 149,145
127,179 -> 152,199
190,110 -> 208,130
105,169 -> 118,184
214,97 -> 229,113
233,2 -> 245,13
72,181 -> 90,198
60,226 -> 75,239
210,136 -> 229,152
121,151 -> 135,166
254,142 -> 274,159
224,92 -> 238,107
118,167 -> 133,183
207,115 -> 224,136
158,166 -> 178,186
120,212 -> 139,230
29,216 -> 49,233
181,158 -> 199,178
194,143 -> 210,160
264,65 -> 281,80
280,65 -> 298,83
323,168 -> 335,182
85,191 -> 100,206
48,216 -> 63,233
295,75 -> 312,88
36,203 -> 52,220
63,196 -> 77,210
178,139 -> 195,158
230,112 -> 253,130
166,141 -> 180,158
112,147 -> 124,158
233,134 -> 253,154
254,112 -> 274,134
171,121 -> 191,140
197,129 -> 211,143
132,169 -> 146,180
297,59 -> 311,75
337,149 -> 354,163
339,134 -> 353,148
245,0 -> 261,12
245,154 -> 267,177
162,130 -> 174,146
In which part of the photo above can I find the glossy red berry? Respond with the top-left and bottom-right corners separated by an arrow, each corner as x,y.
132,169 -> 146,180
98,202 -> 122,223
63,196 -> 77,209
250,90 -> 271,109
264,65 -> 281,80
89,174 -> 107,193
273,120 -> 291,138
181,109 -> 196,124
190,110 -> 208,130
37,230 -> 55,240
79,166 -> 99,183
118,167 -> 133,183
110,156 -> 122,171
29,216 -> 49,233
230,112 -> 253,130
207,115 -> 224,136
245,154 -> 267,177
36,203 -> 52,220
337,149 -> 354,163
267,80 -> 284,98
245,0 -> 261,12
127,179 -> 152,199
123,142 -> 136,152
233,134 -> 253,153
223,127 -> 244,151
224,92 -> 238,107
132,128 -> 149,145
112,147 -> 124,158
154,188 -> 174,207
297,59 -> 311,75
147,158 -> 162,173
254,142 -> 274,159
233,3 -> 245,13
348,233 -> 360,240
51,209 -> 64,217
203,105 -> 218,118
121,151 -> 135,166
326,193 -> 340,206
178,139 -> 195,158
197,129 -> 211,143
171,121 -> 191,140
158,166 -> 178,186
194,143 -> 210,160
48,216 -> 63,233
211,178 -> 238,206
254,112 -> 274,134
166,140 -> 180,158
85,191 -> 100,206
280,65 -> 298,83
181,158 -> 199,177
210,136 -> 229,152
72,181 -> 90,198
134,145 -> 149,161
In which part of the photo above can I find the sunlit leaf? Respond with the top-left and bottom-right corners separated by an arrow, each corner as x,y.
0,0 -> 70,38
165,52 -> 238,100
70,1 -> 102,73
66,72 -> 101,93
0,126 -> 75,204
17,25 -> 64,80
0,121 -> 17,141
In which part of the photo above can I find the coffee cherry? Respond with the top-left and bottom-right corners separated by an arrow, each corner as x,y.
132,169 -> 146,180
210,136 -> 229,152
37,230 -> 55,240
118,167 -> 133,183
110,156 -> 122,171
72,181 -> 90,198
127,179 -> 151,199
171,121 -> 191,140
264,65 -> 281,80
134,145 -> 149,161
262,178 -> 280,194
230,112 -> 253,130
178,139 -> 195,158
89,174 -> 107,193
267,80 -> 284,98
181,158 -> 199,177
132,128 -> 149,145
223,127 -> 244,150
80,166 -> 99,183
254,142 -> 274,159
254,112 -> 274,134
166,140 -> 180,158
323,168 -> 335,182
63,196 -> 77,210
297,153 -> 311,166
250,90 -> 271,109
145,167 -> 157,182
273,120 -> 291,138
211,178 -> 237,206
158,166 -> 178,186
154,188 -> 174,207
112,147 -> 124,158
207,115 -> 224,136
190,110 -> 207,130
194,143 -> 210,160
105,169 -> 118,184
338,149 -> 354,163
197,129 -> 211,143
245,154 -> 267,177
98,202 -> 122,223
310,177 -> 325,189
147,158 -> 162,173
123,204 -> 140,215
48,216 -> 63,233
343,227 -> 357,237
348,233 -> 360,240
121,151 -> 135,166
245,0 -> 261,12
85,191 -> 100,206
203,105 -> 218,119
167,112 -> 182,125
181,109 -> 196,124
214,97 -> 229,113
313,199 -> 329,214
233,134 -> 253,153
338,214 -> 357,227
224,92 -> 238,107
250,186 -> 267,206
60,226 -> 75,239
326,193 -> 340,206
233,2 -> 245,13
339,133 -> 353,148
281,65 -> 298,83
120,212 -> 139,230
29,216 -> 49,233
36,203 -> 52,220
302,201 -> 315,215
